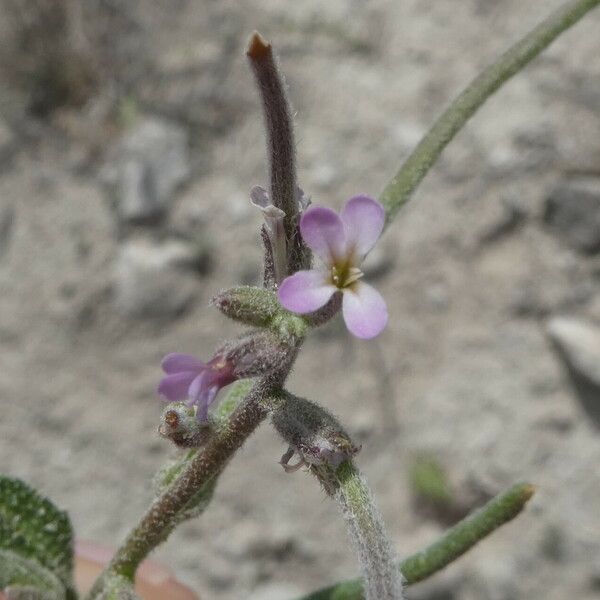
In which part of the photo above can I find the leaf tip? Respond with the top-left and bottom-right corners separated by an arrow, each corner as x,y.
522,483 -> 537,502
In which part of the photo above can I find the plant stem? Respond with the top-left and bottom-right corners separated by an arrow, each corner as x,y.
296,482 -> 535,600
247,32 -> 307,274
379,0 -> 600,227
85,378 -> 283,599
321,462 -> 404,600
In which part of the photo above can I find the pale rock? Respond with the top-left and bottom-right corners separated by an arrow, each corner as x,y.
113,238 -> 197,317
102,117 -> 190,224
547,317 -> 600,387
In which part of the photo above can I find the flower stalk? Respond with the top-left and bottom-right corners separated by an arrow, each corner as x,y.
316,461 -> 404,600
379,0 -> 600,228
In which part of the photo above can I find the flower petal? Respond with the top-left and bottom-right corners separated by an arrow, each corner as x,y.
342,282 -> 388,339
196,385 -> 219,421
188,372 -> 208,404
157,372 -> 197,401
300,206 -> 347,264
161,353 -> 205,374
189,372 -> 219,421
340,195 -> 385,259
278,270 -> 336,314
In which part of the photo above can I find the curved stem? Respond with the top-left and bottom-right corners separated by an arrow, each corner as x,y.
380,0 -> 600,227
319,462 -> 404,600
296,483 -> 535,600
85,376 -> 288,599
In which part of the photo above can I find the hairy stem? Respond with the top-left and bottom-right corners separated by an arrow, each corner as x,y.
319,462 -> 404,600
247,32 -> 306,274
85,376 -> 289,599
380,0 -> 600,227
297,482 -> 535,600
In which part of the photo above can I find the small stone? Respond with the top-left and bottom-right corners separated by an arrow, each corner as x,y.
113,237 -> 198,317
544,175 -> 600,253
547,317 -> 600,387
101,117 -> 190,224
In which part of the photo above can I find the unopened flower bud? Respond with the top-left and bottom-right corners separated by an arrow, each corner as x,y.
212,286 -> 281,328
271,393 -> 360,472
158,402 -> 212,447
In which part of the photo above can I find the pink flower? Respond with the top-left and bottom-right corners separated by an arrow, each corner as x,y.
157,353 -> 237,421
278,195 -> 388,339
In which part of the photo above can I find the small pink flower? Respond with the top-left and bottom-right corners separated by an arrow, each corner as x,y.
278,194 -> 388,339
157,353 -> 237,421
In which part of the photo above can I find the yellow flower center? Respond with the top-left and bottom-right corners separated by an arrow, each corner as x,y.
330,263 -> 364,289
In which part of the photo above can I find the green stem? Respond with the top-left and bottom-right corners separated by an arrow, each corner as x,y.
380,0 -> 600,227
327,462 -> 404,600
296,483 -> 535,600
85,379 -> 278,599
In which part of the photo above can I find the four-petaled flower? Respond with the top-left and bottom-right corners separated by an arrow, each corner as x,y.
278,194 -> 387,339
157,353 -> 237,421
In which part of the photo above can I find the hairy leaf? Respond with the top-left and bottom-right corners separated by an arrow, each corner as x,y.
0,476 -> 74,592
0,549 -> 64,599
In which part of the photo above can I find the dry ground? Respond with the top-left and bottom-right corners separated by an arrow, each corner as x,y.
1,1 -> 600,599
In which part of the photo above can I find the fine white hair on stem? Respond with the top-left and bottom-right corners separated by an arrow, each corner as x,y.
334,462 -> 404,600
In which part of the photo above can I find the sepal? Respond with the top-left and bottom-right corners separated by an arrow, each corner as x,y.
212,286 -> 281,327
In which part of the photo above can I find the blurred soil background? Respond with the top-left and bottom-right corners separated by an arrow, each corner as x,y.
1,1 -> 600,599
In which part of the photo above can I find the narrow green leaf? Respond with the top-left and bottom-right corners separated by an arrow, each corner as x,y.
380,0 -> 600,227
297,483 -> 535,600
